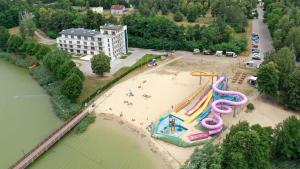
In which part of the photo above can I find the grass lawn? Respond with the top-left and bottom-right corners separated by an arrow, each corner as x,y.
78,54 -> 158,103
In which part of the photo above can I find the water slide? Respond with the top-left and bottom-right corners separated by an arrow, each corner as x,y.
188,76 -> 248,141
174,80 -> 211,112
198,107 -> 211,121
185,88 -> 212,116
185,91 -> 213,123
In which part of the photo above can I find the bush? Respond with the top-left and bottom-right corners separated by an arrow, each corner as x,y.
61,73 -> 83,101
247,103 -> 255,111
73,114 -> 96,134
174,11 -> 184,22
30,66 -> 56,86
47,31 -> 58,39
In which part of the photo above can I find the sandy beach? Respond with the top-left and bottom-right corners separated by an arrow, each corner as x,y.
90,53 -> 299,169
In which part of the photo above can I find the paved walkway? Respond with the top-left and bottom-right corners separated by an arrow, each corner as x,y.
74,48 -> 164,76
252,7 -> 274,56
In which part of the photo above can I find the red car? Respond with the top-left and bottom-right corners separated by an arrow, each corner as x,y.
252,44 -> 259,48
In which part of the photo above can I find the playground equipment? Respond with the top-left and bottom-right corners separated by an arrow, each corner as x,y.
148,58 -> 157,67
153,71 -> 248,146
156,114 -> 187,137
188,76 -> 248,141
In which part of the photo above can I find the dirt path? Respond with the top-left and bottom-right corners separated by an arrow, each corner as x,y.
34,29 -> 56,45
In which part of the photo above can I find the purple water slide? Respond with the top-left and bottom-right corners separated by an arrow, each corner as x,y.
188,76 -> 248,141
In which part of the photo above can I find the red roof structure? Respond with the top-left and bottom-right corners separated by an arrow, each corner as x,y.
111,4 -> 125,10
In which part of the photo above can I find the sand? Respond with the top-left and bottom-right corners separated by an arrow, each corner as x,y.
91,52 -> 299,169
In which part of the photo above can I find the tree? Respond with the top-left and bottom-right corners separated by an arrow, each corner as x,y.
186,7 -> 198,22
286,26 -> 300,61
272,116 -> 300,160
263,47 -> 295,90
0,26 -> 10,49
6,35 -> 24,52
222,122 -> 272,169
19,12 -> 36,38
68,67 -> 85,81
257,62 -> 280,97
181,143 -> 222,169
91,52 -> 110,76
174,11 -> 184,22
61,73 -> 83,101
281,69 -> 300,111
57,60 -> 76,80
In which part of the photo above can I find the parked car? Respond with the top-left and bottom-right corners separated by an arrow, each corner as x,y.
193,48 -> 200,55
252,56 -> 262,60
252,32 -> 259,37
225,52 -> 237,57
252,36 -> 259,41
245,61 -> 260,69
203,50 -> 214,55
252,48 -> 260,53
252,44 -> 259,48
253,39 -> 259,44
215,51 -> 223,56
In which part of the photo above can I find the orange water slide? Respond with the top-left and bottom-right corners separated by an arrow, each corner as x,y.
174,80 -> 211,113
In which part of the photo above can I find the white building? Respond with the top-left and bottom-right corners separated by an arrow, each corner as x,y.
91,7 -> 103,14
110,4 -> 126,15
56,24 -> 128,60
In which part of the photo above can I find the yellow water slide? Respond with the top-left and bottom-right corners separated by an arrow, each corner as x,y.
185,90 -> 213,123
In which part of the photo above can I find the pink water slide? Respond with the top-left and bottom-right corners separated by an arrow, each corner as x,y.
188,76 -> 248,141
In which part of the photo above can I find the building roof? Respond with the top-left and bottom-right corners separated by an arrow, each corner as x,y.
111,4 -> 125,10
59,28 -> 100,37
100,24 -> 124,30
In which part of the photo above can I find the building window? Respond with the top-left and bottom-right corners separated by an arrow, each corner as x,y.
98,38 -> 101,41
91,47 -> 95,50
91,42 -> 94,46
91,37 -> 94,41
91,52 -> 94,55
84,46 -> 87,49
104,31 -> 108,34
77,50 -> 80,53
64,44 -> 67,47
71,35 -> 74,38
60,44 -> 63,47
98,42 -> 101,46
64,40 -> 66,43
99,47 -> 102,50
83,51 -> 87,54
77,41 -> 80,44
84,42 -> 87,45
70,45 -> 73,48
77,45 -> 80,48
107,39 -> 109,42
69,41 -> 72,44
78,36 -> 81,39
70,49 -> 74,52
84,37 -> 87,40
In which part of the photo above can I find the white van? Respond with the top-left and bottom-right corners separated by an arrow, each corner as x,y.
225,52 -> 237,58
215,51 -> 223,56
193,49 -> 200,55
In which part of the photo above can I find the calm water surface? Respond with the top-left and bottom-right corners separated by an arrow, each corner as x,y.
0,60 -> 166,169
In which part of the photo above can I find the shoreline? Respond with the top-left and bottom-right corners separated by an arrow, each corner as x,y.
96,112 -> 181,169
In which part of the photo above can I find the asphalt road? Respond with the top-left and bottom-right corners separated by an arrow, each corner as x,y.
252,7 -> 274,57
